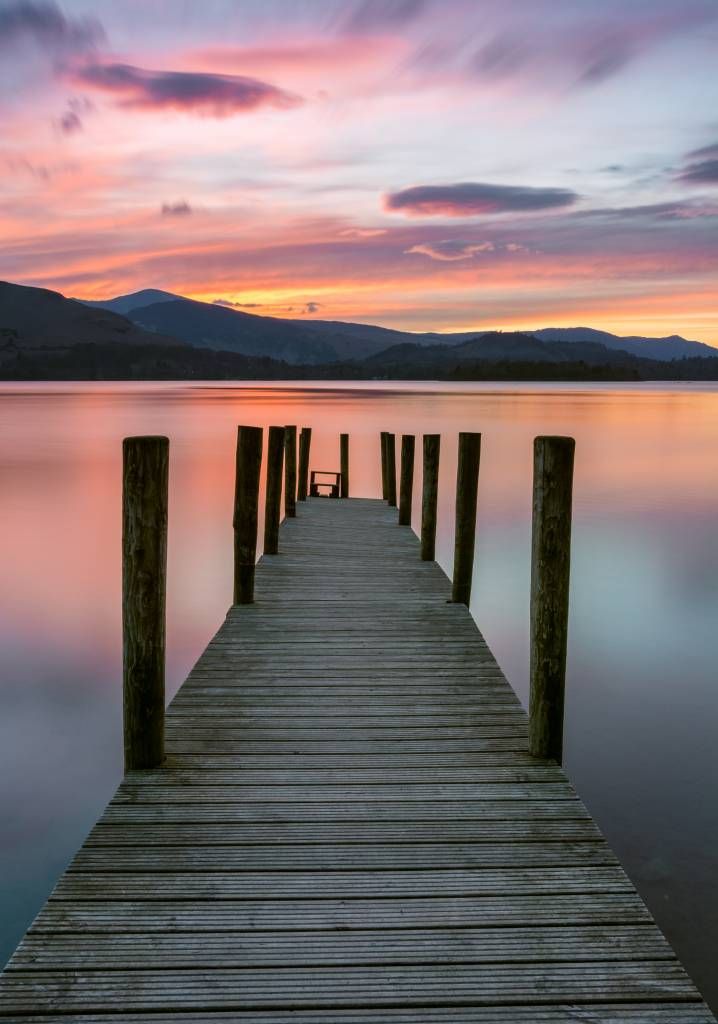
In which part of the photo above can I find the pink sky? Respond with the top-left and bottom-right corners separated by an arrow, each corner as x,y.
1,0 -> 718,341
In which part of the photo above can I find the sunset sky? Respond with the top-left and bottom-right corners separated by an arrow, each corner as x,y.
2,0 -> 718,341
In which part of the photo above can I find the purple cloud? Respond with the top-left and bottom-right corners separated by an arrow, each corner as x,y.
71,63 -> 303,117
467,4 -> 718,91
161,200 -> 192,217
0,1 -> 102,55
676,143 -> 718,185
385,182 -> 579,217
344,0 -> 426,33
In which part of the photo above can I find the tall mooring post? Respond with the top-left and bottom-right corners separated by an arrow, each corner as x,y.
297,427 -> 312,502
122,435 -> 168,772
529,435 -> 575,764
421,434 -> 440,561
340,433 -> 349,498
263,425 -> 285,555
386,432 -> 397,507
399,434 -> 415,526
284,425 -> 297,518
233,425 -> 263,605
451,432 -> 481,606
380,431 -> 389,500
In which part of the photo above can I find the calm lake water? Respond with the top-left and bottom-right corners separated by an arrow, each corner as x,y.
1,381 -> 717,1008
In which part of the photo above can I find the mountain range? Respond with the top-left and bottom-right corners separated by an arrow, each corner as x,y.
2,279 -> 717,380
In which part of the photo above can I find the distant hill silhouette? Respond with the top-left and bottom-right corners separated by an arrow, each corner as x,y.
128,299 -> 339,364
79,289 -> 183,315
5,280 -> 718,380
533,327 -> 716,361
0,281 -> 181,365
77,287 -> 716,364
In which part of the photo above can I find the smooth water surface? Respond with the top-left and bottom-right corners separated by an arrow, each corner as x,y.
1,381 -> 717,1009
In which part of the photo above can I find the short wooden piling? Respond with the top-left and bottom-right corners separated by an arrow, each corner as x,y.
421,434 -> 440,561
451,432 -> 481,605
340,433 -> 349,498
398,434 -> 415,526
233,425 -> 263,604
284,425 -> 297,518
380,432 -> 389,500
297,427 -> 312,502
386,432 -> 397,507
122,435 -> 168,772
263,426 -> 284,555
529,435 -> 575,764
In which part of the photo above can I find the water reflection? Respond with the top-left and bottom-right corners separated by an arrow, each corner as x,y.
0,381 -> 716,1009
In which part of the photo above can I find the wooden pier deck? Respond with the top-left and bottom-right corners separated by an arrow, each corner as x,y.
1,497 -> 715,1021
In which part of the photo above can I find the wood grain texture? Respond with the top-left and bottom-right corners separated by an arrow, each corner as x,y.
122,435 -> 168,771
283,424 -> 297,518
529,435 -> 575,762
297,427 -> 312,502
399,434 -> 415,526
340,433 -> 349,498
451,431 -> 481,606
263,425 -> 285,554
0,496 -> 712,1022
421,433 -> 440,560
233,425 -> 263,605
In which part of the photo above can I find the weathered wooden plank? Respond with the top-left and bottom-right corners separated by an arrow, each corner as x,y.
99,800 -> 592,823
6,1007 -> 715,1024
0,963 -> 699,1014
111,783 -> 576,805
23,892 -> 658,934
69,842 -> 616,873
51,866 -> 633,901
85,818 -> 605,845
9,924 -> 670,970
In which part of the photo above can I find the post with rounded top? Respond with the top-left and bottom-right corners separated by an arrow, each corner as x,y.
421,434 -> 440,561
297,427 -> 312,502
340,433 -> 349,498
264,426 -> 284,555
122,435 -> 168,772
380,432 -> 389,500
399,434 -> 415,526
451,432 -> 481,605
233,425 -> 263,604
284,425 -> 297,518
386,433 -> 397,507
529,435 -> 575,764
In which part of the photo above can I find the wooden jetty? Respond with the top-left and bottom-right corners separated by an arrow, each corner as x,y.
0,426 -> 715,1022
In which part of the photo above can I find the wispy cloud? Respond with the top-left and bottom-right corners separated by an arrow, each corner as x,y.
343,0 -> 426,33
0,0 -> 103,57
676,142 -> 718,185
69,63 -> 303,117
385,182 -> 579,217
405,239 -> 495,261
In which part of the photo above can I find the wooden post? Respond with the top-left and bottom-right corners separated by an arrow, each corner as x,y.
386,432 -> 397,507
284,425 -> 297,518
122,435 -> 168,772
297,427 -> 312,502
340,433 -> 349,498
263,426 -> 284,555
529,435 -> 575,764
421,434 -> 440,561
451,432 -> 481,605
233,425 -> 263,604
380,431 -> 389,500
398,434 -> 415,526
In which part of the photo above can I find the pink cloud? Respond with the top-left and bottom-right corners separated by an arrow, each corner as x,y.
68,62 -> 303,116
